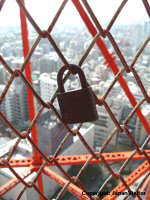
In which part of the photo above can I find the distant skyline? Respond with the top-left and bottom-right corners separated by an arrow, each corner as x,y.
0,0 -> 149,29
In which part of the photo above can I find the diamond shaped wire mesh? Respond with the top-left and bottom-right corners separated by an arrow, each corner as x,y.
1,0 -> 150,199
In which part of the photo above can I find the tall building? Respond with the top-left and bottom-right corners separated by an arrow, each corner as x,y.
32,71 -> 41,113
0,78 -> 29,128
39,73 -> 58,108
0,84 -> 15,123
117,105 -> 137,146
39,53 -> 58,74
37,111 -> 73,155
13,79 -> 29,127
93,98 -> 124,150
5,86 -> 15,123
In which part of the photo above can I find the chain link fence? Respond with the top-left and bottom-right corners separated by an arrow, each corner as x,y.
0,0 -> 150,199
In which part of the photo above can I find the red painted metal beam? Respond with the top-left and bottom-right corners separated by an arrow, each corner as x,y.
72,0 -> 150,134
19,1 -> 44,199
0,159 -> 149,198
104,161 -> 150,200
20,0 -> 40,164
0,169 -> 32,196
1,150 -> 150,168
0,158 -> 32,168
43,167 -> 88,200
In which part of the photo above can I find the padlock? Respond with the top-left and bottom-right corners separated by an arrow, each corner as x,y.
57,64 -> 98,124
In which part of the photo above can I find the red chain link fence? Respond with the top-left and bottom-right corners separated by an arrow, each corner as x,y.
0,0 -> 150,199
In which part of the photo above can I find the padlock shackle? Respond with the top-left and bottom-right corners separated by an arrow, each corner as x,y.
57,64 -> 88,93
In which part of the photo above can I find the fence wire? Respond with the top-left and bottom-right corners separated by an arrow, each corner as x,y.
0,0 -> 150,200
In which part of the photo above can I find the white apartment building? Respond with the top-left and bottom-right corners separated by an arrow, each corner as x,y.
39,72 -> 71,110
39,73 -> 57,101
39,73 -> 58,109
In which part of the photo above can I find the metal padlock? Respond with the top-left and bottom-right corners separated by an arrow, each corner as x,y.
57,64 -> 98,124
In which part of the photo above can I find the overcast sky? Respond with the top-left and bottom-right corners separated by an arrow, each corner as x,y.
0,0 -> 149,28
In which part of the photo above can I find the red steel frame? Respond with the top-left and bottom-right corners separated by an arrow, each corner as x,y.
1,150 -> 150,169
20,1 -> 44,199
0,0 -> 150,199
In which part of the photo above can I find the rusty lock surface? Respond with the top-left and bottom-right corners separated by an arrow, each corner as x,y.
57,64 -> 98,124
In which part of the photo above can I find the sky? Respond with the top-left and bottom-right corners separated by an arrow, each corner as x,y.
0,0 -> 149,28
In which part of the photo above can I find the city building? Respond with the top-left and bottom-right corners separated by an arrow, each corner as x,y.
0,85 -> 6,116
32,71 -> 41,113
117,105 -> 137,146
93,98 -> 124,150
39,73 -> 57,102
13,79 -> 29,128
0,65 -> 5,84
0,84 -> 15,123
135,105 -> 150,146
39,53 -> 59,74
37,111 -> 73,155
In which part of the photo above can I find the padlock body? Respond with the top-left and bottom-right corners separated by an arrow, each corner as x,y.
57,87 -> 98,124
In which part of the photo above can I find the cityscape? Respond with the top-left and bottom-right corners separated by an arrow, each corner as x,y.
1,19 -> 150,199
